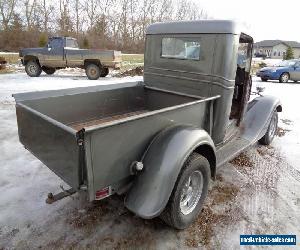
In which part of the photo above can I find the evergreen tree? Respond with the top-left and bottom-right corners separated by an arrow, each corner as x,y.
82,37 -> 89,49
284,46 -> 294,60
38,33 -> 48,47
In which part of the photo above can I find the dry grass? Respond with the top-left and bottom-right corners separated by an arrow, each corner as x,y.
0,53 -> 19,64
229,152 -> 254,168
276,127 -> 291,137
0,68 -> 14,74
66,201 -> 110,230
211,185 -> 239,206
115,66 -> 143,77
122,54 -> 144,64
185,181 -> 241,247
121,54 -> 144,71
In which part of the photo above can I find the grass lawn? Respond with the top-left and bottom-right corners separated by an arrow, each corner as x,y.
121,54 -> 144,71
0,52 -> 19,64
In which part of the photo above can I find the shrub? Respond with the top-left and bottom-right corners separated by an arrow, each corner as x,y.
38,33 -> 48,47
82,37 -> 90,49
284,46 -> 294,60
259,62 -> 267,68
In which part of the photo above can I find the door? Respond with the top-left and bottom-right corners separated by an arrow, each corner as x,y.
230,33 -> 254,126
42,38 -> 66,68
290,61 -> 300,81
65,38 -> 82,67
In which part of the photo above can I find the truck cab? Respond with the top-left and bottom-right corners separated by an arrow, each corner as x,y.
144,21 -> 254,144
43,37 -> 79,68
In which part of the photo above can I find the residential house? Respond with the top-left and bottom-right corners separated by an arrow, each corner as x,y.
254,40 -> 300,59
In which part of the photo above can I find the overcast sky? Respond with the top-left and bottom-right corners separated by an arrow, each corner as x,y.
199,0 -> 299,42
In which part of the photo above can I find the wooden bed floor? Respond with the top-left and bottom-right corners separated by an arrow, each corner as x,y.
69,110 -> 149,130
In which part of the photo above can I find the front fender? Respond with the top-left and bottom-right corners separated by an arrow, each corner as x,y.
124,125 -> 215,219
242,95 -> 282,142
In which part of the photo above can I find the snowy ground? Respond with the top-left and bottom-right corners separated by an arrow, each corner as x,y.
0,72 -> 299,249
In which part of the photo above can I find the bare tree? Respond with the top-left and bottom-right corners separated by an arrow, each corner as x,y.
73,0 -> 85,35
0,0 -> 18,30
0,0 -> 208,52
39,0 -> 53,32
85,0 -> 97,30
24,0 -> 37,29
58,0 -> 73,34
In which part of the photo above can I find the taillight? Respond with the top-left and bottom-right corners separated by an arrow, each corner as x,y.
95,186 -> 111,200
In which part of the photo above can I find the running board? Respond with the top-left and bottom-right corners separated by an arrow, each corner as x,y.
216,137 -> 250,168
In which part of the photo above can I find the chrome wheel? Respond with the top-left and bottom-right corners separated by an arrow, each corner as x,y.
25,61 -> 42,77
28,64 -> 38,75
268,112 -> 278,140
180,170 -> 203,215
281,73 -> 289,83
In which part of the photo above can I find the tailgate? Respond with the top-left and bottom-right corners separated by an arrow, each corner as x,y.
15,103 -> 82,189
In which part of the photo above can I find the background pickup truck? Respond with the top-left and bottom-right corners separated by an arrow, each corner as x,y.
19,37 -> 122,80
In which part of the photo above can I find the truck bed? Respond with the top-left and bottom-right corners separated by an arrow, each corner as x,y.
18,84 -> 200,132
13,82 -> 218,198
69,110 -> 149,130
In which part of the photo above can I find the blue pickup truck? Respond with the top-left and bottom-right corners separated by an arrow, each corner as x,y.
256,59 -> 300,83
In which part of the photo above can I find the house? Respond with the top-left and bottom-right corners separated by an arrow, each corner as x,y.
254,40 -> 300,59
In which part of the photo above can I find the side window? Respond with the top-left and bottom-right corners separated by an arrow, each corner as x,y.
161,37 -> 200,60
49,38 -> 63,48
237,43 -> 251,72
66,39 -> 79,48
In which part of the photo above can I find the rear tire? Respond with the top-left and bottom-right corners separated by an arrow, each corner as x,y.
261,77 -> 268,82
160,153 -> 210,229
100,67 -> 109,77
279,72 -> 289,83
25,60 -> 42,77
259,111 -> 278,145
85,64 -> 101,80
42,67 -> 56,75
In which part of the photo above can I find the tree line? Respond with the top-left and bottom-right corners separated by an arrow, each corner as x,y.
0,0 -> 208,53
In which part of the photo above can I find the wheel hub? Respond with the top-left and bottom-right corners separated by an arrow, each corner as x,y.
29,65 -> 37,74
268,114 -> 277,139
180,170 -> 203,215
282,74 -> 289,82
90,68 -> 96,76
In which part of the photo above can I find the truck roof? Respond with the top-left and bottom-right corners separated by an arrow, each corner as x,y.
49,36 -> 77,40
146,20 -> 243,35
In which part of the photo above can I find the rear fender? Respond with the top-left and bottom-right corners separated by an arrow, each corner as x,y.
84,59 -> 101,68
125,125 -> 216,219
242,95 -> 282,142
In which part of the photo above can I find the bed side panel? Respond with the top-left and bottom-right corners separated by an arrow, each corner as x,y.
87,101 -> 208,198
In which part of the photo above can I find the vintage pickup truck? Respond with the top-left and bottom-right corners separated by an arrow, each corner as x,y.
13,20 -> 281,229
19,36 -> 122,80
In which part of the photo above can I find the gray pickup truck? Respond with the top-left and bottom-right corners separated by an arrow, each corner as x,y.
14,20 -> 281,229
19,37 -> 122,80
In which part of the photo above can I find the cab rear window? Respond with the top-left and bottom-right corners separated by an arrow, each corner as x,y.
66,39 -> 79,48
161,37 -> 201,60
